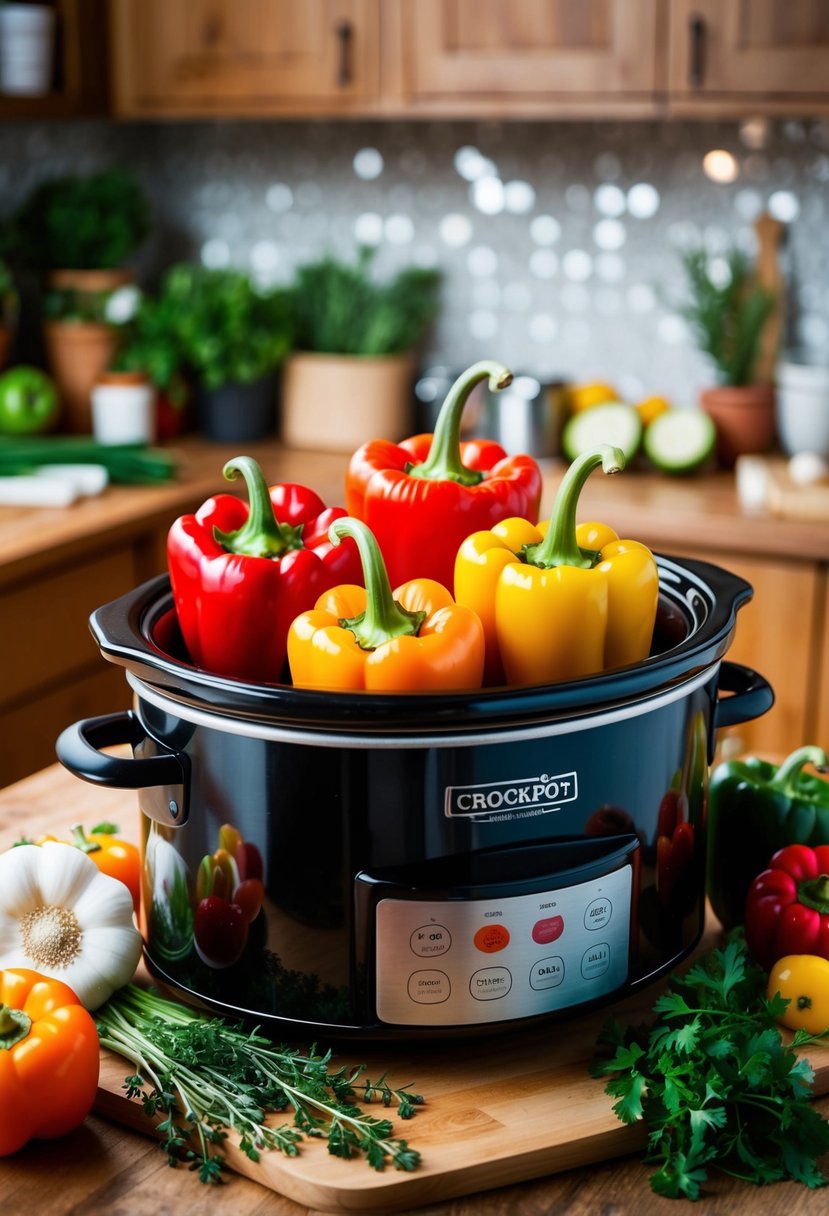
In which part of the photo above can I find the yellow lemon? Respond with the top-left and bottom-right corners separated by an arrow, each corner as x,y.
567,381 -> 619,413
636,395 -> 671,426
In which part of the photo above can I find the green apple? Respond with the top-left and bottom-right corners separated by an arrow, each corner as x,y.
0,365 -> 60,435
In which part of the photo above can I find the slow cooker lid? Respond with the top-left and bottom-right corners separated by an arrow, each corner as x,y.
88,553 -> 752,732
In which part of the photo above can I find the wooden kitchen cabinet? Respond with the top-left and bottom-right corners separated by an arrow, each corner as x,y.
667,0 -> 829,117
391,0 -> 660,117
680,548 -> 825,758
109,0 -> 382,117
108,0 -> 829,118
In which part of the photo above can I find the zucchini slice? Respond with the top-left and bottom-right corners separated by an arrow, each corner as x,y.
643,408 -> 717,474
561,402 -> 643,464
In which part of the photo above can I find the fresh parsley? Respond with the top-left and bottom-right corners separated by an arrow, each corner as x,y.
590,931 -> 829,1200
95,984 -> 424,1184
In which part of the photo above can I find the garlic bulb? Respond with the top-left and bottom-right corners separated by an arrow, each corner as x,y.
0,841 -> 143,1010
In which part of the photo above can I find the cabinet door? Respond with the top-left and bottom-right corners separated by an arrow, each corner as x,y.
399,0 -> 659,112
111,0 -> 381,116
814,568 -> 829,752
687,548 -> 820,758
668,0 -> 829,112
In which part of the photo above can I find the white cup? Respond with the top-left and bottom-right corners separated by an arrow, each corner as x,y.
91,375 -> 157,445
775,354 -> 829,459
0,4 -> 56,97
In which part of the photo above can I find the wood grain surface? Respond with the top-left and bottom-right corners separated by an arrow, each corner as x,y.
2,763 -> 829,1214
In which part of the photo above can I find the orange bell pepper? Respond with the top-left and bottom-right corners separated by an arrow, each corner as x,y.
288,518 -> 485,692
454,445 -> 658,686
0,968 -> 100,1156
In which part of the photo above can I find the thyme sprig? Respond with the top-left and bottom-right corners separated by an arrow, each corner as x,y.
95,984 -> 424,1184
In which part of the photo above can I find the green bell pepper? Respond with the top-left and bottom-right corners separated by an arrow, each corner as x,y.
707,744 -> 829,930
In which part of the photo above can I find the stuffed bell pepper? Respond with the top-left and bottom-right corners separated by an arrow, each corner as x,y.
168,455 -> 362,684
345,360 -> 543,591
708,745 -> 829,930
288,517 -> 485,692
454,444 -> 659,686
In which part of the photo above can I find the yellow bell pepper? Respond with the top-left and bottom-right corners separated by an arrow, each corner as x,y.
768,954 -> 829,1036
454,445 -> 659,687
288,517 -> 485,692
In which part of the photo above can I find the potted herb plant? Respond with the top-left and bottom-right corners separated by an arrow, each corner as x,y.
677,244 -> 776,467
107,280 -> 192,441
162,263 -> 294,443
10,168 -> 151,433
281,248 -> 441,452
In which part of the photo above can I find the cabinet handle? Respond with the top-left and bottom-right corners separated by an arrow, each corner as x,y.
336,20 -> 353,87
688,14 -> 706,89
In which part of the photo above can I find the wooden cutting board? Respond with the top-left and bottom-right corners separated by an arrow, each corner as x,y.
94,934 -> 829,1215
765,460 -> 829,521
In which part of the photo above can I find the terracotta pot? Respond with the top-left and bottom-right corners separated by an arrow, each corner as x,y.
0,324 -> 13,371
280,351 -> 416,452
699,383 -> 777,468
43,269 -> 134,434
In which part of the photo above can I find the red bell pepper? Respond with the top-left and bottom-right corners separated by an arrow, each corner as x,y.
345,361 -> 543,591
745,843 -> 829,968
168,455 -> 361,683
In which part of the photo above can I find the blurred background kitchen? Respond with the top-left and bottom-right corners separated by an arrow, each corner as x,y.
0,0 -> 828,786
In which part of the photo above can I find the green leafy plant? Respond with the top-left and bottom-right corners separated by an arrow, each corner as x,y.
163,263 -> 294,391
678,248 -> 775,387
590,930 -> 829,1200
10,168 -> 151,271
290,248 -> 441,356
111,283 -> 190,407
96,984 -> 424,1184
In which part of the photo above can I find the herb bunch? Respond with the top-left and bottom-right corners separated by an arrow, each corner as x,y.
290,247 -> 441,356
590,932 -> 829,1200
96,984 -> 424,1184
678,247 -> 774,387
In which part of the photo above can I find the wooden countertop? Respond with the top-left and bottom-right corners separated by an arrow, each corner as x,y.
2,762 -> 829,1215
0,438 -> 826,589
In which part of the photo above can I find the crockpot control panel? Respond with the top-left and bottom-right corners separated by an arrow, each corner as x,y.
372,862 -> 632,1026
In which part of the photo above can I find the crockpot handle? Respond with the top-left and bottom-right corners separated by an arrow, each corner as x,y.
56,711 -> 189,827
713,661 -> 775,731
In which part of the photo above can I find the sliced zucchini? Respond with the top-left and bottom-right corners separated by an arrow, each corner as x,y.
643,408 -> 717,474
561,402 -> 642,464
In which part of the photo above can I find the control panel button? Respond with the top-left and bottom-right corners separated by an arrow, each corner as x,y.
584,898 -> 612,931
410,924 -> 452,957
470,967 -> 512,1000
529,956 -> 565,990
473,924 -> 511,953
532,914 -> 564,944
407,970 -> 451,1004
581,943 -> 611,979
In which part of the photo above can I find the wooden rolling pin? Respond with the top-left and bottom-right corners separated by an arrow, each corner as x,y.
753,211 -> 786,384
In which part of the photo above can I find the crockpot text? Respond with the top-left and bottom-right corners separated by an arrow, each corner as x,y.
445,771 -> 578,821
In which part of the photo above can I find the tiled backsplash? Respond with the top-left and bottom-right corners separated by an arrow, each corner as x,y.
2,117 -> 828,405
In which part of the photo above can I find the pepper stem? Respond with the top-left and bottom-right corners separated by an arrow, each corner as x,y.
71,823 -> 101,854
770,745 -> 829,795
406,361 -> 513,486
796,873 -> 829,915
329,518 -> 425,651
522,445 -> 625,570
213,456 -> 304,558
0,1004 -> 31,1049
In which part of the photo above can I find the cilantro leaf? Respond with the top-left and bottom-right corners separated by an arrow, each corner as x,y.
591,929 -> 829,1200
